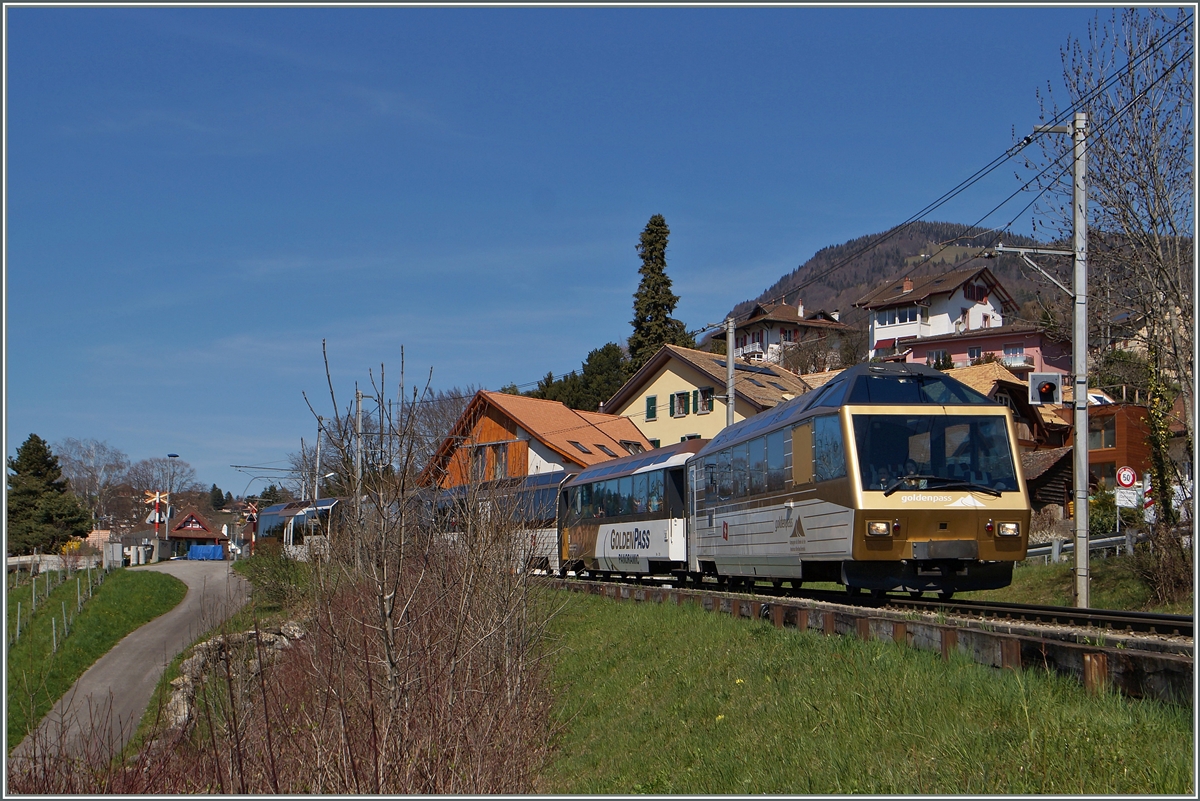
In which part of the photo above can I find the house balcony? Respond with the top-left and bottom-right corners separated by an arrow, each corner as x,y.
734,342 -> 765,361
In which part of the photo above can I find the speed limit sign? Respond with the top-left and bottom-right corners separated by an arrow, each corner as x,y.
1116,466 -> 1137,488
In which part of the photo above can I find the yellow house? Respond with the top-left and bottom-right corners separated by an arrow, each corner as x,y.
602,345 -> 815,446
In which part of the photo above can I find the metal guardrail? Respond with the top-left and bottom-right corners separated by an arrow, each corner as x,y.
1025,534 -> 1135,564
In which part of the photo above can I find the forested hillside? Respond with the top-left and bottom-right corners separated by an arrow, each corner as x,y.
725,222 -> 1047,328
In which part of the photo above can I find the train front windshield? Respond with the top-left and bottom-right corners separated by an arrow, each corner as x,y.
852,414 -> 1018,493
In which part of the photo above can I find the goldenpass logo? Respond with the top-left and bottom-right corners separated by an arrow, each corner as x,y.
610,528 -> 651,550
899,493 -> 953,503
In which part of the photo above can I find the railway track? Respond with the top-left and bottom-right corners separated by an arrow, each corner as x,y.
555,573 -> 1194,642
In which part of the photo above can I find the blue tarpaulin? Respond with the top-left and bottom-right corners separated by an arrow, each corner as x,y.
188,545 -> 225,561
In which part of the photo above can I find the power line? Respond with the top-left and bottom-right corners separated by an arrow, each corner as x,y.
692,12 -> 1193,339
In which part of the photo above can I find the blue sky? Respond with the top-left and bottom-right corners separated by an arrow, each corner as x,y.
5,5 -> 1103,496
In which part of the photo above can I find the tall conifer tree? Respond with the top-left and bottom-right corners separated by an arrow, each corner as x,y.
6,434 -> 91,554
628,214 -> 694,370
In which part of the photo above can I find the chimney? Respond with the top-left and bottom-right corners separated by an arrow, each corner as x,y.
796,298 -> 804,318
902,276 -> 914,292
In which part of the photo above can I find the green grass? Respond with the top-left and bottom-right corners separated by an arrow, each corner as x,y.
959,558 -> 1193,614
539,591 -> 1193,794
6,568 -> 187,752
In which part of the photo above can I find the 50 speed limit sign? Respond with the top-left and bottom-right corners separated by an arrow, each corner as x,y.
1116,466 -> 1138,488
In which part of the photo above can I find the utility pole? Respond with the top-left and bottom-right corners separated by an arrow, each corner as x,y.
314,416 -> 323,501
1069,111 -> 1090,609
355,388 -> 363,571
994,111 -> 1090,607
726,316 -> 736,428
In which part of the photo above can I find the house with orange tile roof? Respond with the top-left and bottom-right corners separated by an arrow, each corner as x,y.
602,344 -> 814,446
420,391 -> 652,490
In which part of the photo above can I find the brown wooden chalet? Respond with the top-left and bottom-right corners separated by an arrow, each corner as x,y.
420,391 -> 652,490
168,509 -> 229,557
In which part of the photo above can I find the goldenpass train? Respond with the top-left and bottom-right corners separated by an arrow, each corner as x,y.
556,363 -> 1031,598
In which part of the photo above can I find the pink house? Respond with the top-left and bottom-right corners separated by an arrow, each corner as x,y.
902,322 -> 1071,375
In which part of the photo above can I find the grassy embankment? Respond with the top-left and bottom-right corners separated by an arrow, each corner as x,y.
538,590 -> 1193,794
5,567 -> 187,752
960,558 -> 1193,614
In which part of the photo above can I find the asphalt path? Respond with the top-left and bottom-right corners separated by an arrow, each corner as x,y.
10,559 -> 250,764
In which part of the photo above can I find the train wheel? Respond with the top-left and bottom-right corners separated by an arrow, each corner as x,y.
938,589 -> 955,601
908,590 -> 923,599
845,585 -> 862,597
871,588 -> 887,600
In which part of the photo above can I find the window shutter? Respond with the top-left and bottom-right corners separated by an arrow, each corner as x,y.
646,396 -> 656,420
681,392 -> 690,415
692,390 -> 699,413
669,394 -> 676,417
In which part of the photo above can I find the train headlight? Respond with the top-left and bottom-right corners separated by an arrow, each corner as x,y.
868,521 -> 891,537
998,522 -> 1020,537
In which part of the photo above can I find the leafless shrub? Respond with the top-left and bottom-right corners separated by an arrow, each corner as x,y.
1130,524 -> 1194,606
9,346 -> 560,793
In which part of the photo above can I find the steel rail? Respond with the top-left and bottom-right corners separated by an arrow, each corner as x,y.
553,573 -> 1193,639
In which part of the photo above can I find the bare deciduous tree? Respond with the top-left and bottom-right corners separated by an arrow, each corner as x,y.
54,438 -> 129,523
1023,7 -> 1193,500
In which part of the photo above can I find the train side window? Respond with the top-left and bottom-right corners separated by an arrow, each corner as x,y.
618,476 -> 634,515
766,429 -> 786,491
813,415 -> 847,482
717,449 -> 733,500
791,422 -> 814,485
647,470 -> 664,513
748,437 -> 766,496
632,472 -> 648,514
732,442 -> 749,498
704,454 -> 718,497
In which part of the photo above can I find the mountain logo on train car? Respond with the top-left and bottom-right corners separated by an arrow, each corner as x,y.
946,495 -> 987,508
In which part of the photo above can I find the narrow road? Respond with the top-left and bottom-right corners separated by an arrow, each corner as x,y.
10,559 -> 250,764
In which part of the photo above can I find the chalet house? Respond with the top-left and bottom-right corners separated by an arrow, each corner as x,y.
854,267 -> 1067,376
603,344 -> 813,446
167,509 -> 228,559
421,391 -> 652,490
710,300 -> 853,373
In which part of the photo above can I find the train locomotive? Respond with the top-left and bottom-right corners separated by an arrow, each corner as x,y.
559,362 -> 1030,598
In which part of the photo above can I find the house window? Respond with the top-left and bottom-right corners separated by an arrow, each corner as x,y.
648,439 -> 661,449
877,306 -> 919,326
1004,344 -> 1024,357
696,387 -> 715,414
781,328 -> 794,343
670,391 -> 690,417
926,349 -> 949,367
968,346 -> 982,361
964,283 -> 988,303
751,331 -> 764,344
491,444 -> 507,480
735,335 -> 747,349
595,444 -> 617,458
645,395 -> 658,421
620,440 -> 645,455
1088,415 -> 1116,450
568,440 -> 592,454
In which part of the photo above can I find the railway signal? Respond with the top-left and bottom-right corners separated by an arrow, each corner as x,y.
1028,373 -> 1062,406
